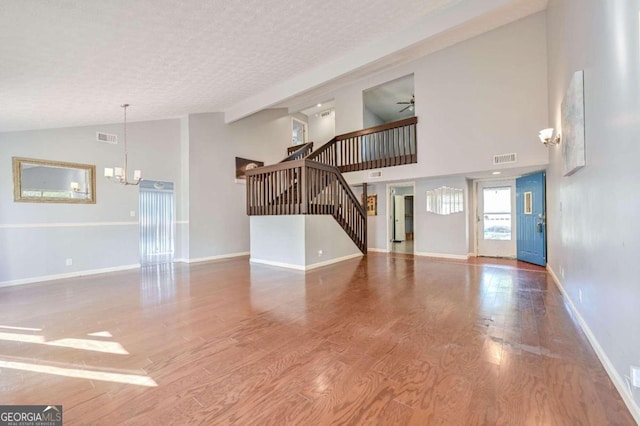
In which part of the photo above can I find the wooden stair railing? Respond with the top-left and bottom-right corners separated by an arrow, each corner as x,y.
307,116 -> 417,172
246,159 -> 366,254
283,142 -> 314,162
245,117 -> 418,256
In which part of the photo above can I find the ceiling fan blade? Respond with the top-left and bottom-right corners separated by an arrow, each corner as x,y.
397,101 -> 411,104
399,105 -> 411,112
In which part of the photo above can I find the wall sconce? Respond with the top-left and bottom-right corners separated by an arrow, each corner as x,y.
70,181 -> 89,195
538,128 -> 561,146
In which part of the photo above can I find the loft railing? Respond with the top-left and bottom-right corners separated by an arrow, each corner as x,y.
282,142 -> 314,162
246,159 -> 366,253
245,117 -> 418,255
307,116 -> 417,172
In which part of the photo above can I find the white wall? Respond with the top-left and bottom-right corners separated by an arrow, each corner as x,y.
304,215 -> 361,266
546,0 -> 640,418
250,215 -> 306,267
307,109 -> 335,147
178,116 -> 190,260
187,109 -> 293,260
321,12 -> 549,185
0,108 -> 297,283
0,12 -> 553,290
414,177 -> 468,257
467,178 -> 476,254
363,106 -> 385,128
250,215 -> 362,270
361,183 -> 387,250
334,85 -> 364,135
361,175 -> 468,257
0,118 -> 182,284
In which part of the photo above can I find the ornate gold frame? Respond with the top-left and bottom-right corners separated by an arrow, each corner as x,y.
12,157 -> 96,204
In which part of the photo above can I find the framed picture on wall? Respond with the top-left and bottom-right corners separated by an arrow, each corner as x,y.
366,194 -> 377,216
561,70 -> 586,176
360,193 -> 377,216
235,157 -> 263,183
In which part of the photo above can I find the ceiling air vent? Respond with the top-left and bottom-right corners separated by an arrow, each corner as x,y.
369,171 -> 382,178
97,132 -> 118,144
493,153 -> 517,165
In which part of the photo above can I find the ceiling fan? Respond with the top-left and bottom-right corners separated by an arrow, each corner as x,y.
397,95 -> 415,113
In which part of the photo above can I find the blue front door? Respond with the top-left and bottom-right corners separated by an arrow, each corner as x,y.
516,171 -> 546,266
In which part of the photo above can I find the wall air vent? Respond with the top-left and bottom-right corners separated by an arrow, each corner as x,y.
97,132 -> 118,144
493,153 -> 517,165
320,109 -> 333,118
369,171 -> 382,178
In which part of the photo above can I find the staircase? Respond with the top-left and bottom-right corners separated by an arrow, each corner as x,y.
245,117 -> 418,255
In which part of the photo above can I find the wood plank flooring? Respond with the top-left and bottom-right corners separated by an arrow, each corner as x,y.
0,254 -> 635,425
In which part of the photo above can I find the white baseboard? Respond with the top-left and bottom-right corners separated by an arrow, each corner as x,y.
250,258 -> 306,270
367,248 -> 389,253
306,253 -> 363,270
175,252 -> 250,264
547,265 -> 640,424
0,264 -> 141,288
468,252 -> 476,258
414,251 -> 469,260
250,253 -> 363,271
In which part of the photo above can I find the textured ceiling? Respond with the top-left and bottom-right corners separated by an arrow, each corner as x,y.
1,0 -> 547,132
280,0 -> 547,116
0,0 -> 469,132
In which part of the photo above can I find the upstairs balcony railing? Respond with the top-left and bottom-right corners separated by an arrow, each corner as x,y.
306,116 -> 417,172
245,116 -> 418,255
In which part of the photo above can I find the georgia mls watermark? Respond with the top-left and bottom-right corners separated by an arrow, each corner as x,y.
0,405 -> 62,426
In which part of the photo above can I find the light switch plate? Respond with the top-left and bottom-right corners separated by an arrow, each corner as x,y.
130,210 -> 136,217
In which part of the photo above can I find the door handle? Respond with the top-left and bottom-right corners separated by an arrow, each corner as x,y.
537,213 -> 546,232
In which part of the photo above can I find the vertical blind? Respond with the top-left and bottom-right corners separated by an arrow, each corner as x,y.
139,180 -> 175,266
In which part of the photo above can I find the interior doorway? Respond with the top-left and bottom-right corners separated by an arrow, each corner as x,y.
291,117 -> 308,146
476,179 -> 516,258
388,183 -> 414,254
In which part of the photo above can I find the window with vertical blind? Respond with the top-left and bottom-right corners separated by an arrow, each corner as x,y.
139,180 -> 175,266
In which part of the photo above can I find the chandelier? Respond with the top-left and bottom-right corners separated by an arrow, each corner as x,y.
104,104 -> 142,185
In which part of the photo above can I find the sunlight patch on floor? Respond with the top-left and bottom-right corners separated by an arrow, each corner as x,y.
0,332 -> 128,355
0,359 -> 158,387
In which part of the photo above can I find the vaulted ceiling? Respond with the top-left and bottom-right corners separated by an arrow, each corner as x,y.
0,0 -> 546,132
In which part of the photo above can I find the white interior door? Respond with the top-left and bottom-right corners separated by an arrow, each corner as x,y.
394,195 -> 406,241
477,180 -> 516,257
292,118 -> 307,145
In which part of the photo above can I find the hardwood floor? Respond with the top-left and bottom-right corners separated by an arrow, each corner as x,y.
0,254 -> 634,425
391,240 -> 414,254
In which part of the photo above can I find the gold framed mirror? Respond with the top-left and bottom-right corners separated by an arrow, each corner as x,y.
12,157 -> 96,204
